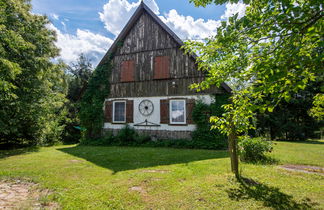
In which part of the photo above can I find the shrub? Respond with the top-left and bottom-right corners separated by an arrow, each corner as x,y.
238,137 -> 273,162
115,125 -> 138,145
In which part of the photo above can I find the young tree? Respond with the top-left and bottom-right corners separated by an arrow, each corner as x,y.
184,0 -> 323,178
0,0 -> 67,146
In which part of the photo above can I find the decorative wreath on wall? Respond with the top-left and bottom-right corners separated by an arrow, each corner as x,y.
138,100 -> 154,116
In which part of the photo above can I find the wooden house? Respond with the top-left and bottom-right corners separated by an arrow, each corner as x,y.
99,2 -> 231,139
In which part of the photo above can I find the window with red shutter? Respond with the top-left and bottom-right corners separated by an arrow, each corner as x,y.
154,56 -> 170,79
120,60 -> 135,82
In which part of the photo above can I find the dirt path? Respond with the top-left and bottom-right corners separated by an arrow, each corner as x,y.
279,164 -> 324,175
0,179 -> 58,209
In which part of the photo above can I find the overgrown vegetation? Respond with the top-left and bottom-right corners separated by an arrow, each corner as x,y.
238,137 -> 273,163
79,61 -> 111,139
191,94 -> 229,149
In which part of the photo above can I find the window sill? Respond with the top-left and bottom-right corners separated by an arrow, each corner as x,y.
169,123 -> 188,126
112,122 -> 126,124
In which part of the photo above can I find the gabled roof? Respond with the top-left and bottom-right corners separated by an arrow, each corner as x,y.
98,1 -> 184,66
98,1 -> 232,93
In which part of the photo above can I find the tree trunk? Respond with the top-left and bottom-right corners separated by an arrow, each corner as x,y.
228,130 -> 239,179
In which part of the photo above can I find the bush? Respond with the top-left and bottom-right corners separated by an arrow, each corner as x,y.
115,125 -> 138,145
238,137 -> 273,162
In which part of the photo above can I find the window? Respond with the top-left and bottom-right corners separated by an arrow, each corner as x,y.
169,100 -> 186,124
113,101 -> 126,123
154,56 -> 170,79
120,60 -> 135,82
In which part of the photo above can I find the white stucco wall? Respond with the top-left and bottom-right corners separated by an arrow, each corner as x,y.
103,95 -> 214,131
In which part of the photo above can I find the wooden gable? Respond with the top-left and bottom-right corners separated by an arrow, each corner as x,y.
98,2 -> 231,97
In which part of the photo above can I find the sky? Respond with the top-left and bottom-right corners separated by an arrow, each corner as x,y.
31,0 -> 247,66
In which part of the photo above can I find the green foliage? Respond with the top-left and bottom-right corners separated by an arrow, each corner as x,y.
257,81 -> 323,141
62,54 -> 93,144
83,122 -> 226,150
66,54 -> 93,103
79,61 -> 111,139
310,93 -> 324,121
115,125 -> 138,144
184,0 -> 323,136
191,95 -> 229,149
81,125 -> 151,146
238,137 -> 273,163
0,0 -> 67,146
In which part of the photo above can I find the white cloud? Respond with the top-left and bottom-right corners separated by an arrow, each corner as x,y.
51,13 -> 59,20
159,10 -> 221,39
99,0 -> 220,40
61,21 -> 67,32
99,0 -> 159,36
48,24 -> 113,65
221,2 -> 247,20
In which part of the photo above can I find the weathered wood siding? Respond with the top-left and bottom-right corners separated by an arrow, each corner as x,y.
109,11 -> 225,98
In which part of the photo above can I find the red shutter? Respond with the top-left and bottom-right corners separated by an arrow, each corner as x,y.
154,56 -> 170,79
121,60 -> 135,82
104,101 -> 113,122
154,57 -> 161,79
162,56 -> 170,78
126,100 -> 134,123
160,99 -> 169,124
186,99 -> 195,124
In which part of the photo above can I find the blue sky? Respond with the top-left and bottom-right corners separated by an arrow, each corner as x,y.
31,0 -> 246,65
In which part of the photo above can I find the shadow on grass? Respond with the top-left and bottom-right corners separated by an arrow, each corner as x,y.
58,145 -> 228,173
0,147 -> 39,159
226,177 -> 319,210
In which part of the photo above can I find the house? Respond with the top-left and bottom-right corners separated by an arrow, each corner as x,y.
99,1 -> 231,139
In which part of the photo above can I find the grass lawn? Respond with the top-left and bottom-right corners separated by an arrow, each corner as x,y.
0,140 -> 323,209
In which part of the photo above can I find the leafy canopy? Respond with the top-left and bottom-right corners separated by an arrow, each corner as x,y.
184,0 -> 323,135
0,0 -> 67,145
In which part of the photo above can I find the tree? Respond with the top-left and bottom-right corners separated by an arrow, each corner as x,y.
0,0 -> 67,146
184,0 -> 323,178
63,54 -> 93,143
256,80 -> 323,141
66,54 -> 93,103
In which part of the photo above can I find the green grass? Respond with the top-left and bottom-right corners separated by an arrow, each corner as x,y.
0,140 -> 323,209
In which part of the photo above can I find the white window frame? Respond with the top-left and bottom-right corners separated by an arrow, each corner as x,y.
169,99 -> 186,124
113,100 -> 126,123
